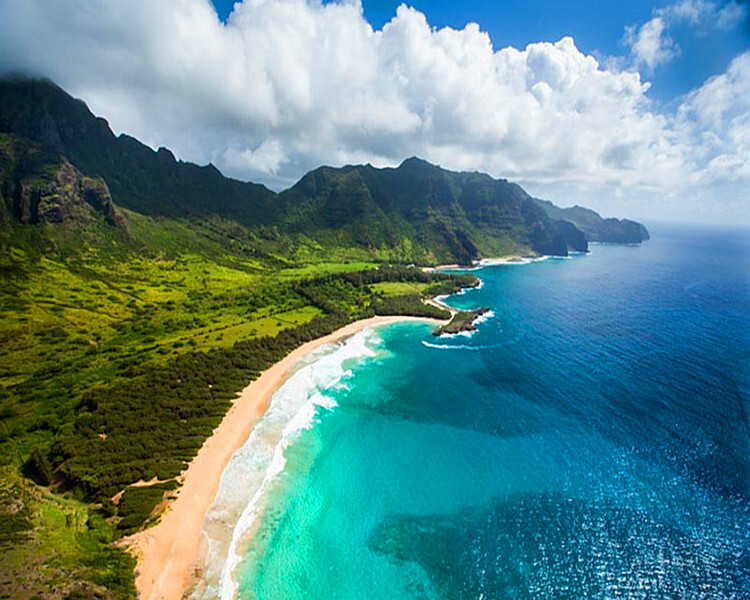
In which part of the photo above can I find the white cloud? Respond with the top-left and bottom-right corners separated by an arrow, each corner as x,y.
665,0 -> 713,25
0,0 -> 747,223
676,52 -> 750,183
717,1 -> 749,29
625,17 -> 677,72
223,139 -> 289,175
662,0 -> 747,28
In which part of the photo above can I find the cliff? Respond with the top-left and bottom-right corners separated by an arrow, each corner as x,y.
0,133 -> 122,228
533,198 -> 649,244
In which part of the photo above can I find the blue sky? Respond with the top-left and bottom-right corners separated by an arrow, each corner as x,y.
1,0 -> 748,223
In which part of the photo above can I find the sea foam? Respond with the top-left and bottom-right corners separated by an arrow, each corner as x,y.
472,309 -> 495,326
439,329 -> 475,339
422,341 -> 480,351
191,328 -> 384,600
478,255 -> 552,267
421,341 -> 503,351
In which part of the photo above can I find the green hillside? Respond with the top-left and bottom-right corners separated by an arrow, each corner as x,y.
534,198 -> 650,243
278,158 -> 590,263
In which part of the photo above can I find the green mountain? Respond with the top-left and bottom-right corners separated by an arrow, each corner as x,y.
0,77 -> 277,224
534,198 -> 650,244
278,158 -> 590,263
0,78 -> 599,265
0,133 -> 122,226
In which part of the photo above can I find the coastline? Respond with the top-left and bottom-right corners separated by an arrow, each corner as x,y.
124,314 -> 446,600
423,255 -> 535,273
424,295 -> 458,316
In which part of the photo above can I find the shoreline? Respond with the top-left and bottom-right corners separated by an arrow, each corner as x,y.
124,314 -> 446,600
424,295 -> 458,316
424,255 -> 533,272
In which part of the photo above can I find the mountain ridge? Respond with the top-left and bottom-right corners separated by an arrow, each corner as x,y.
534,198 -> 650,244
0,77 -> 278,223
0,77 -> 649,266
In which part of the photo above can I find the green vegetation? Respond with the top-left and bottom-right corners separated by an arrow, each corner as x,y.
116,481 -> 179,534
0,468 -> 136,600
0,182 -> 474,598
370,281 -> 431,296
534,198 -> 650,243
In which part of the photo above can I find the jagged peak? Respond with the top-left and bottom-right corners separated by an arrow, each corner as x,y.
398,156 -> 437,169
156,146 -> 176,161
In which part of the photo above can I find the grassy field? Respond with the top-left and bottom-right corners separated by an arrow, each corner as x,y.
0,210 -> 476,599
369,281 -> 432,297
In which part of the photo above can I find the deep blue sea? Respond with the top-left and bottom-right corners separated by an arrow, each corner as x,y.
200,224 -> 750,600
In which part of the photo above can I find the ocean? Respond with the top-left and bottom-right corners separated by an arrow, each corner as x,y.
197,223 -> 750,600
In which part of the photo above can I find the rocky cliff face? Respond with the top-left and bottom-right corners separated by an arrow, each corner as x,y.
553,219 -> 589,253
12,162 -> 122,226
595,217 -> 649,244
0,133 -> 122,229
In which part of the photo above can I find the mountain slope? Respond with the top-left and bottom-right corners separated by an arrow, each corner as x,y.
534,198 -> 650,244
0,133 -> 122,227
0,78 -> 594,264
279,157 -> 589,263
0,77 -> 278,224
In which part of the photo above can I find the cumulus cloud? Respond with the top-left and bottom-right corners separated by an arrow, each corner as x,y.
223,139 -> 290,175
0,0 -> 747,222
677,52 -> 750,183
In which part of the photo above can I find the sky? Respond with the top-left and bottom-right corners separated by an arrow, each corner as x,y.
0,0 -> 748,224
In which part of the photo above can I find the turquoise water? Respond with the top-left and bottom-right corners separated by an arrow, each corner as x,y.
223,224 -> 750,599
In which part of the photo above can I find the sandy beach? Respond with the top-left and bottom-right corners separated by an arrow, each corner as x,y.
124,315 -> 444,600
423,256 -> 535,272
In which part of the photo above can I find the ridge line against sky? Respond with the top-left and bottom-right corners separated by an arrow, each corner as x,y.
0,0 -> 748,224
